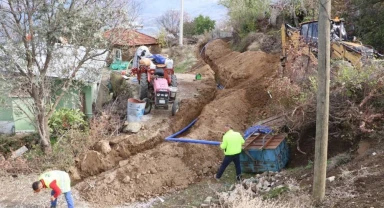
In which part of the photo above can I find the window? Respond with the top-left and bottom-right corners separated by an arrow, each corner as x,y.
301,22 -> 318,43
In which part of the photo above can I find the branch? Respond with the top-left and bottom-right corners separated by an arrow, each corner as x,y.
0,44 -> 30,79
363,113 -> 383,123
359,89 -> 377,108
359,121 -> 373,133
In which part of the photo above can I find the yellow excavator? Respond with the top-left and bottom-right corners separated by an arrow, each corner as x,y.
281,17 -> 383,68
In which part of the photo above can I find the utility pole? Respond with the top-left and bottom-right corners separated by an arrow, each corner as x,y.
179,0 -> 184,46
313,0 -> 331,202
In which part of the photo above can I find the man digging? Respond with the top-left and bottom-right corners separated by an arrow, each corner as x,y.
32,170 -> 74,208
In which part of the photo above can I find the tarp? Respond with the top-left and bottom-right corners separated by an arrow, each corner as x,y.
243,125 -> 272,139
150,54 -> 166,64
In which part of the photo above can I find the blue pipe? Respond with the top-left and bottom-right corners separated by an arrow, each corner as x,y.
165,118 -> 221,146
165,137 -> 220,145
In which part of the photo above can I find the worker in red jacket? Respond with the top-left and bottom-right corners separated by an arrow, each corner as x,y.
32,170 -> 74,208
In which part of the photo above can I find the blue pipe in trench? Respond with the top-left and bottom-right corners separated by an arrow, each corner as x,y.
165,118 -> 221,146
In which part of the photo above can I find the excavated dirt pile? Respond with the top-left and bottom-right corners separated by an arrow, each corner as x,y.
75,40 -> 281,205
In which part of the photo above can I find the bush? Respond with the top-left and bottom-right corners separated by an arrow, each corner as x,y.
48,108 -> 88,140
24,129 -> 89,171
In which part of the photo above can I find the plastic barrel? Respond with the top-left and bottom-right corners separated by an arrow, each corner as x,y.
127,98 -> 146,122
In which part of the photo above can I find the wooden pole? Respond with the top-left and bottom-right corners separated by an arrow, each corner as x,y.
313,0 -> 331,202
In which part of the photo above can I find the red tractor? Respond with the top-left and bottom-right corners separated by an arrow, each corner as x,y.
131,64 -> 179,116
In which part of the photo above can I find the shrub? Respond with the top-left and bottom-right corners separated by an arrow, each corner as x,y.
48,108 -> 88,140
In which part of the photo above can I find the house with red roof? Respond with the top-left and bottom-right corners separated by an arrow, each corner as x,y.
104,29 -> 160,64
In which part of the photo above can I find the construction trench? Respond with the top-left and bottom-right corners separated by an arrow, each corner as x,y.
73,39 -> 350,205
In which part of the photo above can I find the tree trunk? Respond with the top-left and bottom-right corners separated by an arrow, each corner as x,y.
32,84 -> 52,153
312,0 -> 331,203
38,115 -> 52,153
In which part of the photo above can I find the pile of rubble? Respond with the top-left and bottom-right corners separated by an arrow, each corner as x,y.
200,171 -> 300,207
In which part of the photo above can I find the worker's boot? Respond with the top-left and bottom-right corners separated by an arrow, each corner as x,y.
236,175 -> 242,183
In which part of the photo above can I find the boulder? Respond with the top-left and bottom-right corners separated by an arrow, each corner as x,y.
68,166 -> 81,181
122,122 -> 141,133
79,151 -> 106,176
94,140 -> 111,154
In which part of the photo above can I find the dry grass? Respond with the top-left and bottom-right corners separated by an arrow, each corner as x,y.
326,165 -> 379,204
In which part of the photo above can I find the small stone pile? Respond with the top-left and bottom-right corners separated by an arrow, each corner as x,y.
200,171 -> 299,208
241,171 -> 286,193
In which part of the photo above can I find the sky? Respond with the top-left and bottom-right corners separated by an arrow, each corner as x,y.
137,0 -> 228,36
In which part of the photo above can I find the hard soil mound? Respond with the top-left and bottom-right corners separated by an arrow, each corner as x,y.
75,41 -> 281,205
203,39 -> 279,89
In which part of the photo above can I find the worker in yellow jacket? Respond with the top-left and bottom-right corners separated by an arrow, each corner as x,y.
214,124 -> 245,181
32,170 -> 74,208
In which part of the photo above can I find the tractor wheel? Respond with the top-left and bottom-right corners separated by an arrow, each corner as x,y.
172,99 -> 179,116
143,98 -> 152,115
171,74 -> 178,87
139,73 -> 148,100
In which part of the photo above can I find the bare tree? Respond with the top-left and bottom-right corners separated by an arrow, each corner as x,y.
0,0 -> 136,153
157,10 -> 190,38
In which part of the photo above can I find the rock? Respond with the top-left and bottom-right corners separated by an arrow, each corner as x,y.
259,178 -> 264,184
202,167 -> 209,174
104,171 -> 117,184
119,159 -> 129,167
68,166 -> 81,181
94,140 -> 111,154
79,151 -> 105,176
229,184 -> 236,191
150,168 -> 157,174
242,180 -> 251,189
251,183 -> 258,192
212,198 -> 220,204
165,179 -> 173,186
11,146 -> 28,158
203,196 -> 212,204
0,154 -> 5,161
263,180 -> 271,187
123,121 -> 129,127
122,176 -> 131,183
200,204 -> 210,208
123,122 -> 142,133
256,183 -> 263,190
265,187 -> 271,192
327,176 -> 336,182
372,152 -> 377,156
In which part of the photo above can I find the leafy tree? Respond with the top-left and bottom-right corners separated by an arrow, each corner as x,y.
194,15 -> 215,35
352,0 -> 384,53
0,0 -> 134,153
219,0 -> 271,35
